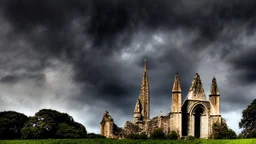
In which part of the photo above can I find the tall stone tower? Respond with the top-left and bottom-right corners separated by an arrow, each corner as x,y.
134,59 -> 150,123
170,73 -> 182,136
171,73 -> 182,112
209,77 -> 222,135
209,77 -> 220,115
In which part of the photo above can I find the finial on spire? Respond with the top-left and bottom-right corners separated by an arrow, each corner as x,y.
143,58 -> 147,71
172,73 -> 182,92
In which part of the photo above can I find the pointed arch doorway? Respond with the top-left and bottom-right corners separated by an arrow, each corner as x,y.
191,104 -> 208,138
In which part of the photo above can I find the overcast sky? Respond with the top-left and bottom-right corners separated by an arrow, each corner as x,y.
0,0 -> 255,134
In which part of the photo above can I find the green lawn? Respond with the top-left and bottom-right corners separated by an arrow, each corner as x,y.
0,139 -> 256,144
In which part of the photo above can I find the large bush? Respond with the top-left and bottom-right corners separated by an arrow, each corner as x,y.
150,128 -> 165,139
212,118 -> 236,139
167,130 -> 179,140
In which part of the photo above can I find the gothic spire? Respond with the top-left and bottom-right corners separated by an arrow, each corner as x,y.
172,73 -> 182,93
186,73 -> 206,100
210,77 -> 220,95
137,58 -> 150,120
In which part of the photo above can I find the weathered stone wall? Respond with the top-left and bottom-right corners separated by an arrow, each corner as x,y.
159,116 -> 170,134
123,121 -> 142,134
100,111 -> 114,138
100,111 -> 125,138
146,117 -> 159,136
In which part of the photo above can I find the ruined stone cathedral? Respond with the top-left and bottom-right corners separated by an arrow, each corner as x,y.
100,60 -> 223,139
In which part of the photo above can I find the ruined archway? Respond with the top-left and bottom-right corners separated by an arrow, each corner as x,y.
191,104 -> 208,138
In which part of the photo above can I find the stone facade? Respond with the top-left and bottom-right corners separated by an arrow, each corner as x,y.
100,60 -> 223,139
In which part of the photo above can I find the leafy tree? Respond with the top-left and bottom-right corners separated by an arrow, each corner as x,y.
167,130 -> 179,140
212,119 -> 228,139
150,128 -> 165,139
212,118 -> 237,139
21,115 -> 56,139
56,123 -> 80,138
239,99 -> 256,138
21,126 -> 45,139
246,129 -> 256,138
0,111 -> 28,139
21,109 -> 86,139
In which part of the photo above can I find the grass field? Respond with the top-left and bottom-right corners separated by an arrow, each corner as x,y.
0,139 -> 256,144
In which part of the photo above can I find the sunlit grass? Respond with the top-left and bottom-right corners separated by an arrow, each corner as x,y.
0,139 -> 256,144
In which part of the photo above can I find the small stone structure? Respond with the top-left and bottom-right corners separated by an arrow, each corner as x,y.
100,60 -> 223,139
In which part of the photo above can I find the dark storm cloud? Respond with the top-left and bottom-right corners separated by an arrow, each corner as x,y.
227,48 -> 256,84
2,0 -> 256,48
0,73 -> 45,84
0,0 -> 256,133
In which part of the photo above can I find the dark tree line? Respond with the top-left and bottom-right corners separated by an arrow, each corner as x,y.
0,109 -> 88,139
1,99 -> 256,140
